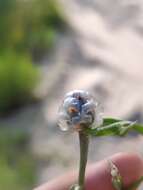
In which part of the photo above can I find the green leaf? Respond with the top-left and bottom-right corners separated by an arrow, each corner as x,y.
126,176 -> 143,190
103,118 -> 121,126
133,124 -> 143,134
85,118 -> 143,137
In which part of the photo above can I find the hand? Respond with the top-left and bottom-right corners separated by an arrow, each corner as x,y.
34,153 -> 143,190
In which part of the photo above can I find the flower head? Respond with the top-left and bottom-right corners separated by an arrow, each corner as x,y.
58,90 -> 103,131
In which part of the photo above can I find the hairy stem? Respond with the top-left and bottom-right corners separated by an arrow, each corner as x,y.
78,131 -> 89,190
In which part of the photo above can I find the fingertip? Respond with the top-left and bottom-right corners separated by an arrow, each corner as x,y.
34,152 -> 143,190
86,152 -> 143,190
112,152 -> 143,186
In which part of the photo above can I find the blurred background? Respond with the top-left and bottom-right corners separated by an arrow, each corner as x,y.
0,0 -> 143,189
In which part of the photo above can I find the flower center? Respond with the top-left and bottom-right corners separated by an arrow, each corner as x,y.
68,107 -> 78,114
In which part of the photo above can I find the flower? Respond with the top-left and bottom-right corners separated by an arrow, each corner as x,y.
58,90 -> 103,131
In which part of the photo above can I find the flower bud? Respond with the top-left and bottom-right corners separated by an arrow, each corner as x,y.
58,90 -> 103,131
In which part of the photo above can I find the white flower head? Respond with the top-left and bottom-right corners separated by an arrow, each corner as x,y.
58,90 -> 103,131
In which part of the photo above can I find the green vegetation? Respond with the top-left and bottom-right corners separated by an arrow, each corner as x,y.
0,0 -> 66,114
0,0 -> 65,188
0,0 -> 66,55
0,51 -> 39,114
0,128 -> 36,190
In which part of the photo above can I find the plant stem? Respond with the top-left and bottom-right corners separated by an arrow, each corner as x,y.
78,131 -> 89,190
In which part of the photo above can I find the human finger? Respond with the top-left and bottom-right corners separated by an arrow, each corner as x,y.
34,152 -> 143,190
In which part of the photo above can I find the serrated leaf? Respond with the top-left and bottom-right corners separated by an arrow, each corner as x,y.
85,118 -> 143,137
